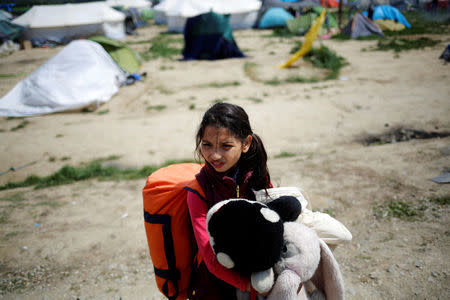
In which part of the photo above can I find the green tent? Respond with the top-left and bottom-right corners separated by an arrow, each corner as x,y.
286,7 -> 338,36
0,20 -> 24,42
88,35 -> 141,74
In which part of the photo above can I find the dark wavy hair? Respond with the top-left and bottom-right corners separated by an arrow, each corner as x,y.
195,102 -> 271,190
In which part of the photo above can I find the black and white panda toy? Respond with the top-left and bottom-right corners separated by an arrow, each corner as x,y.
206,196 -> 302,292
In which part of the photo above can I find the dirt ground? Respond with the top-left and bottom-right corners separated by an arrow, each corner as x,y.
0,23 -> 449,300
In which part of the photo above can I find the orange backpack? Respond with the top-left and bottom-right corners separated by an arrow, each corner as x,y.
142,163 -> 205,300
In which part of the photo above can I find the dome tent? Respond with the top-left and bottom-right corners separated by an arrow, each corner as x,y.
182,11 -> 245,60
0,40 -> 126,117
342,13 -> 384,39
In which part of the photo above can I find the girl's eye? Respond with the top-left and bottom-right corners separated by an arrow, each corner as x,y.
222,144 -> 232,149
202,143 -> 211,148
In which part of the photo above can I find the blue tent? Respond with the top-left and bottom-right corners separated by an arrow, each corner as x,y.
182,12 -> 245,61
364,5 -> 411,28
258,7 -> 294,28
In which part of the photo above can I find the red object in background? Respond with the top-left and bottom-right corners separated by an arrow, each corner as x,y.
427,0 -> 449,9
321,0 -> 340,8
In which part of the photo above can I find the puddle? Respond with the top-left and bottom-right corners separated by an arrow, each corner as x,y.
362,127 -> 450,146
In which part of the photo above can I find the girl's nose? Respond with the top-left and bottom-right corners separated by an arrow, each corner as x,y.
211,150 -> 221,160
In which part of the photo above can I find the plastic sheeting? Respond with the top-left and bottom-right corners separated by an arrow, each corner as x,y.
12,2 -> 126,44
0,40 -> 126,117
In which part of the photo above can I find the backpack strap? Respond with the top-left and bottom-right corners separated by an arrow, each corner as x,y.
144,211 -> 180,300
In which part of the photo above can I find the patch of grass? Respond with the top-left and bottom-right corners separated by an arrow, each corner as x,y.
147,105 -> 167,111
155,85 -> 174,95
2,231 -> 20,241
61,156 -> 71,161
0,72 -> 26,78
374,37 -> 440,53
321,208 -> 335,217
248,97 -> 263,103
429,195 -> 450,206
212,97 -> 228,103
0,192 -> 26,204
160,65 -> 174,71
0,158 -> 196,191
139,34 -> 183,60
0,193 -> 26,223
33,201 -> 63,208
263,77 -> 283,85
49,157 -> 56,162
197,81 -> 241,88
97,109 -> 110,115
265,27 -> 297,38
10,120 -> 29,131
55,134 -> 64,138
373,200 -> 428,221
286,76 -> 320,83
291,44 -> 348,80
189,104 -> 196,110
274,151 -> 296,159
243,61 -> 259,82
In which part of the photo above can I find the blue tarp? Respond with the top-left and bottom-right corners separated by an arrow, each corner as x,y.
258,7 -> 294,28
363,5 -> 411,28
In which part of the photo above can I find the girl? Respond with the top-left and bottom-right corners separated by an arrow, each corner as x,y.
187,102 -> 271,299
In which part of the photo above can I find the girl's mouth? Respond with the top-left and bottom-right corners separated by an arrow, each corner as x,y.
211,161 -> 225,169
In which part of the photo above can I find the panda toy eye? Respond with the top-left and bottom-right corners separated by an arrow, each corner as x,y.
281,242 -> 299,258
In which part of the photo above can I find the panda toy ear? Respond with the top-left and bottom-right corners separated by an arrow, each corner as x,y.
206,199 -> 284,276
266,196 -> 302,222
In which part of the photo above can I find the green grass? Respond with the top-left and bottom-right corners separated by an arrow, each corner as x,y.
290,43 -> 348,80
138,34 -> 183,60
263,77 -> 283,85
286,76 -> 320,83
147,105 -> 167,111
264,27 -> 298,38
321,208 -> 335,217
0,72 -> 26,78
212,97 -> 229,103
0,158 -> 196,191
274,151 -> 296,158
248,97 -> 263,103
10,120 -> 29,131
429,195 -> 450,206
374,37 -> 440,53
373,200 -> 428,221
197,81 -> 241,88
243,61 -> 259,82
97,109 -> 110,115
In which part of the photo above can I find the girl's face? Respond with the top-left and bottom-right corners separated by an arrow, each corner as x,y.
200,125 -> 252,173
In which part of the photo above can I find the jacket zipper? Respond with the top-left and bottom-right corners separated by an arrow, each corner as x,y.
236,185 -> 240,198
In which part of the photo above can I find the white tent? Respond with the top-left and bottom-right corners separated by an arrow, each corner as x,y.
12,2 -> 126,45
106,0 -> 152,11
153,0 -> 262,32
0,40 -> 126,117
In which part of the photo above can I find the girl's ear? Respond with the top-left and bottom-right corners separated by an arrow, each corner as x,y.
242,135 -> 252,153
